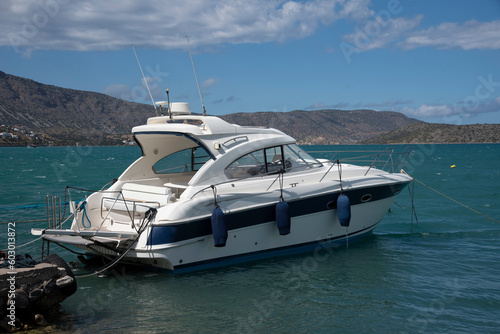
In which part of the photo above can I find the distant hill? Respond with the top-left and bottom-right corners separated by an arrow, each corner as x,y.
0,70 -> 151,145
0,70 -> 422,146
221,110 -> 420,145
2,70 -> 496,147
360,123 -> 500,144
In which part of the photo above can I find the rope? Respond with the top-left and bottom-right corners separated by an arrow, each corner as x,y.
78,200 -> 92,228
0,204 -> 54,211
0,236 -> 43,252
401,170 -> 500,224
278,170 -> 285,201
0,219 -> 47,224
337,159 -> 344,193
408,180 -> 419,233
49,240 -> 88,256
211,185 -> 219,208
75,208 -> 157,278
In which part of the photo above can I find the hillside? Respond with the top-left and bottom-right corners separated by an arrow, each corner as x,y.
360,123 -> 500,144
0,70 -> 152,145
3,70 -> 497,146
0,70 -> 422,146
221,110 -> 420,145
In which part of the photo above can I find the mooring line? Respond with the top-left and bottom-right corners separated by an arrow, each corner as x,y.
0,219 -> 48,224
0,236 -> 43,253
402,170 -> 500,224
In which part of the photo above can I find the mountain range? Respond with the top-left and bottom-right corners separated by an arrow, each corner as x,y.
1,70 -> 498,146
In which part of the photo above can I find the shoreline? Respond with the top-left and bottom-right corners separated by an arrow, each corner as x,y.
1,142 -> 500,148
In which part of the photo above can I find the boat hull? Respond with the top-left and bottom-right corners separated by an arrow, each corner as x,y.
75,187 -> 403,273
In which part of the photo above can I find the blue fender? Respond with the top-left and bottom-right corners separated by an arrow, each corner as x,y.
211,206 -> 228,247
337,194 -> 351,227
276,200 -> 291,235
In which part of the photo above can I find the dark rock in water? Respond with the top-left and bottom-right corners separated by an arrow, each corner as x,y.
34,314 -> 48,326
56,275 -> 76,296
11,290 -> 29,309
42,278 -> 56,295
28,288 -> 43,302
0,253 -> 77,332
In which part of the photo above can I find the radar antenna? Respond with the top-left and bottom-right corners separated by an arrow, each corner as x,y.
132,44 -> 158,116
186,36 -> 207,116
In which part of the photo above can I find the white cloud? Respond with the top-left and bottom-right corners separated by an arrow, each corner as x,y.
341,15 -> 423,52
103,84 -> 131,99
104,71 -> 170,103
307,99 -> 413,111
305,101 -> 349,110
400,97 -> 500,121
0,0 -> 371,55
401,20 -> 500,50
212,95 -> 238,104
201,78 -> 219,89
341,16 -> 500,56
305,98 -> 500,122
362,99 -> 413,109
401,104 -> 456,118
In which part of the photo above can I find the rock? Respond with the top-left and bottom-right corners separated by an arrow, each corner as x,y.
45,304 -> 61,318
43,254 -> 76,279
0,253 -> 78,331
0,263 -> 63,292
56,275 -> 76,296
56,275 -> 74,287
32,287 -> 66,312
29,288 -> 44,302
11,289 -> 29,309
43,278 -> 56,295
43,254 -> 77,296
34,314 -> 48,326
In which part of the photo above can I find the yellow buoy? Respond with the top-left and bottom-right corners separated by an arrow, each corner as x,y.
450,165 -> 456,168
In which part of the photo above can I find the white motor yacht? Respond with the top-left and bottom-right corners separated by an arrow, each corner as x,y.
33,101 -> 413,272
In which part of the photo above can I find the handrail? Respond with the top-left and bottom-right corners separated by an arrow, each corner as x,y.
307,147 -> 413,176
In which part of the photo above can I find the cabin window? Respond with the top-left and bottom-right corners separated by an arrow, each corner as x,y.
153,146 -> 211,174
224,148 -> 266,178
224,144 -> 323,179
264,146 -> 289,174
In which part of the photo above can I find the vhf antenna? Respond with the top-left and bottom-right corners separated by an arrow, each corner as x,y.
132,44 -> 158,116
186,36 -> 207,116
166,88 -> 172,120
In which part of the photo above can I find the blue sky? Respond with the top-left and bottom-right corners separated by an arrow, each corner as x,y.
1,0 -> 500,124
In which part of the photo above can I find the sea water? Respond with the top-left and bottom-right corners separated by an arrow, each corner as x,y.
1,144 -> 499,333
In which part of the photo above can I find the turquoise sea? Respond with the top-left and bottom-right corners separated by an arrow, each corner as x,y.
1,144 -> 499,333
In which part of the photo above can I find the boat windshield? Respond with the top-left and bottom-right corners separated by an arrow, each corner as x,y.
225,144 -> 322,179
285,144 -> 323,169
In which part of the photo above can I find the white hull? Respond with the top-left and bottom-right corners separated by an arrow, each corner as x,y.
72,192 -> 399,272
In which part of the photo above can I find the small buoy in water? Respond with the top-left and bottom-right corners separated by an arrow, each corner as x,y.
450,165 -> 456,168
211,206 -> 228,247
276,200 -> 291,235
337,193 -> 351,227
